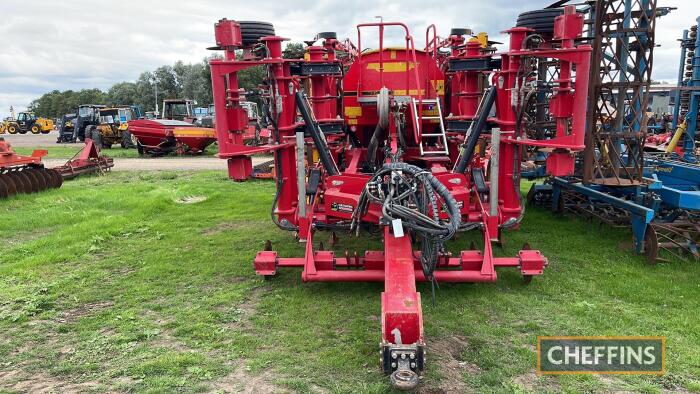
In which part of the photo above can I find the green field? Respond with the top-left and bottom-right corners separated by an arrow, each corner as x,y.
0,171 -> 698,393
12,144 -> 219,159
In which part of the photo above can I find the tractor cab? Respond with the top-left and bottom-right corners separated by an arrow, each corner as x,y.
161,99 -> 195,123
58,104 -> 104,143
16,112 -> 37,129
83,107 -> 135,149
117,107 -> 136,123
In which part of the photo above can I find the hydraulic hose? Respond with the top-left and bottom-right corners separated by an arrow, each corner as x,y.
295,91 -> 339,176
453,86 -> 497,174
352,162 -> 461,280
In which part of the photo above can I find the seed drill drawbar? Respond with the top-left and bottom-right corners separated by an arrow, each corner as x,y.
208,8 -> 590,389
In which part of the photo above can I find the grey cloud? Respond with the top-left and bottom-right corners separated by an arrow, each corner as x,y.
0,0 -> 697,117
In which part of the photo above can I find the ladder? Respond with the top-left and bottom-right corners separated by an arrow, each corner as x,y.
411,98 -> 448,155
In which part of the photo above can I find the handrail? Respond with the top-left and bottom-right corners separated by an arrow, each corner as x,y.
355,22 -> 423,134
425,24 -> 438,59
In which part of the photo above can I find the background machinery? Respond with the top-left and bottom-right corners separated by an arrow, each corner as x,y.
525,1 -> 699,264
209,8 -> 590,389
84,107 -> 136,149
161,99 -> 196,123
57,104 -> 104,143
1,112 -> 54,135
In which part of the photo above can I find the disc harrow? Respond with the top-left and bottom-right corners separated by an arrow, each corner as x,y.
0,167 -> 63,198
0,138 -> 62,199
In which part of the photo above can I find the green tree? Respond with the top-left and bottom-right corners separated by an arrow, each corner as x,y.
283,42 -> 305,59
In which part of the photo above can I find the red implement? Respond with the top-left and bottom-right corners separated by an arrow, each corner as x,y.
128,119 -> 216,155
211,8 -> 588,389
53,139 -> 114,179
0,138 -> 62,198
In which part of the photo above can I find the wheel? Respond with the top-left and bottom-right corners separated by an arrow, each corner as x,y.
30,124 -> 41,134
87,126 -> 102,147
389,369 -> 419,391
317,31 -> 337,40
516,8 -> 565,35
137,141 -> 145,155
7,124 -> 18,134
237,21 -> 275,46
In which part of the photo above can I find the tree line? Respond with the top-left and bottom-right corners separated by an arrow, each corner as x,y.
29,42 -> 306,119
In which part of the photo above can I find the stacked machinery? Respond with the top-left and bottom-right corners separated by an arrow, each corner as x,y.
667,18 -> 700,162
529,1 -> 700,263
209,7 -> 590,389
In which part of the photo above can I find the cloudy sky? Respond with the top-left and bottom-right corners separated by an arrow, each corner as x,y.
0,0 -> 696,118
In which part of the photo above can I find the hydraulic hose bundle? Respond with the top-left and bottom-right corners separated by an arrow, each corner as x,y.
352,162 -> 461,280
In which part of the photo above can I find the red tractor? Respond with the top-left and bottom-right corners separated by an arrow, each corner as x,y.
209,8 -> 590,389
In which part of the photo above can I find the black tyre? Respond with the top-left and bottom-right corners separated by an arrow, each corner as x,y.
87,126 -> 102,147
237,21 -> 275,46
137,141 -> 145,155
516,8 -> 565,35
31,124 -> 41,134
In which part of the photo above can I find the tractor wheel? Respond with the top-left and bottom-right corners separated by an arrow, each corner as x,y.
7,124 -> 18,134
87,126 -> 101,147
31,124 -> 41,134
237,21 -> 275,46
137,141 -> 145,155
516,8 -> 565,35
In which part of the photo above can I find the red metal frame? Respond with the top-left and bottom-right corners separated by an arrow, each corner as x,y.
210,9 -> 589,387
53,139 -> 114,179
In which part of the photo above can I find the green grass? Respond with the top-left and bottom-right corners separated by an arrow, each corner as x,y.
13,144 -> 219,159
0,172 -> 698,393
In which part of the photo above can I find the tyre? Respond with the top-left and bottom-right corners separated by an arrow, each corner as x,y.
121,130 -> 135,149
7,124 -> 18,134
89,126 -> 103,148
516,8 -> 565,35
30,124 -> 41,134
237,21 -> 275,46
137,141 -> 145,155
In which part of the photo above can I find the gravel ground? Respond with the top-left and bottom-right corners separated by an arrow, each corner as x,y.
1,130 -> 69,147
